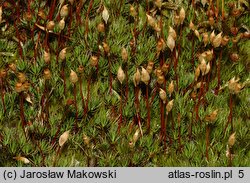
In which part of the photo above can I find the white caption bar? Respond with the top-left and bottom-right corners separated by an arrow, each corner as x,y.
0,167 -> 249,183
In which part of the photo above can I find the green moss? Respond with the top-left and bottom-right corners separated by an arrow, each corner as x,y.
0,0 -> 249,167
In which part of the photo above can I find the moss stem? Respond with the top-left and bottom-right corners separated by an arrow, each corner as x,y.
160,99 -> 166,147
205,125 -> 210,161
48,0 -> 56,20
224,93 -> 234,134
84,77 -> 91,115
146,85 -> 151,132
79,76 -> 85,110
177,113 -> 182,151
0,78 -> 6,113
19,92 -> 27,139
118,84 -> 123,133
216,49 -> 223,94
73,83 -> 78,132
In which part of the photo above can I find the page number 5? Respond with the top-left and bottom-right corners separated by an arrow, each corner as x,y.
238,170 -> 244,178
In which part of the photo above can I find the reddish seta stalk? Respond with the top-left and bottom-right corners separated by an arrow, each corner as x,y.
166,113 -> 173,146
205,125 -> 210,161
73,83 -> 78,132
84,78 -> 91,115
96,35 -> 101,75
56,31 -> 62,64
173,47 -> 179,91
222,0 -> 225,20
108,56 -> 113,94
159,52 -> 167,147
224,94 -> 234,134
14,1 -> 23,59
206,57 -> 213,93
44,32 -> 49,54
0,78 -> 6,113
67,5 -> 73,37
79,76 -> 85,110
135,86 -> 142,135
192,0 -> 195,7
76,1 -> 83,26
43,81 -> 51,128
34,31 -> 41,62
31,28 -> 36,62
229,94 -> 234,131
146,85 -> 151,132
195,76 -> 205,122
19,92 -> 27,138
146,0 -> 149,13
164,112 -> 168,150
215,50 -> 223,95
228,148 -> 232,167
27,0 -> 37,62
149,86 -> 158,106
160,99 -> 166,147
48,0 -> 57,20
27,0 -> 31,12
61,63 -> 66,95
84,0 -> 94,46
191,4 -> 197,68
175,23 -> 183,91
125,67 -> 129,102
177,113 -> 182,152
131,1 -> 139,57
118,92 -> 123,133
189,104 -> 196,140
216,0 -> 219,20
40,88 -> 46,124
